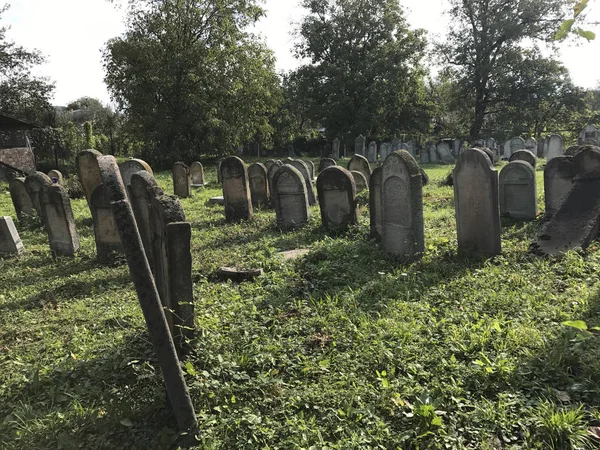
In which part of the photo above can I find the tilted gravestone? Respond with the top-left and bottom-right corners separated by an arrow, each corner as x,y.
288,159 -> 317,205
332,138 -> 340,160
369,166 -> 383,238
221,156 -> 253,221
547,134 -> 564,162
47,170 -> 64,184
544,156 -> 574,218
9,177 -> 35,222
509,149 -> 537,168
119,158 -> 153,191
0,216 -> 24,256
454,148 -> 501,257
347,154 -> 371,184
510,137 -> 526,155
272,165 -> 309,229
264,159 -> 275,171
381,150 -> 424,259
172,162 -> 192,198
304,160 -> 316,181
436,142 -> 455,164
190,161 -> 205,187
499,161 -> 537,220
39,183 -> 80,257
317,166 -> 357,230
267,160 -> 283,194
247,163 -> 270,207
355,134 -> 366,156
90,184 -> 123,261
96,155 -> 198,436
318,158 -> 337,172
24,172 -> 53,223
76,149 -> 104,204
367,141 -> 378,163
350,170 -> 368,193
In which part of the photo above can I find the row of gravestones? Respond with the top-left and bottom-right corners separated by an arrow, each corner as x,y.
498,135 -> 565,161
171,161 -> 206,198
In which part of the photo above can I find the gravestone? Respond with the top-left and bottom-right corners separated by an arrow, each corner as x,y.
547,134 -> 564,162
288,160 -> 317,205
367,141 -> 378,163
332,138 -> 340,160
287,144 -> 295,157
369,166 -> 383,238
264,159 -> 275,171
436,142 -> 455,164
454,148 -> 501,257
391,138 -> 401,152
272,165 -> 309,229
381,150 -> 424,259
217,158 -> 224,184
453,139 -> 463,157
510,137 -> 526,155
585,138 -> 599,146
267,160 -> 284,194
400,143 -> 409,150
355,135 -> 366,156
172,162 -> 192,198
130,171 -> 164,274
420,148 -> 430,164
350,170 -> 368,193
47,170 -> 64,184
544,156 -> 575,218
189,161 -> 205,187
380,142 -> 391,161
76,149 -> 104,204
509,149 -> 537,168
304,160 -> 316,181
90,184 -> 123,261
347,154 -> 371,184
39,183 -> 80,257
119,158 -> 153,190
221,156 -> 253,221
537,140 -> 546,158
499,161 -> 537,220
24,172 -> 53,222
486,138 -> 496,151
247,163 -> 270,207
317,166 -> 357,230
0,216 -> 24,255
565,146 -> 581,157
428,142 -> 438,163
578,124 -> 600,145
319,158 -> 337,172
9,177 -> 35,221
525,137 -> 537,152
503,141 -> 511,159
574,146 -> 600,175
474,147 -> 495,165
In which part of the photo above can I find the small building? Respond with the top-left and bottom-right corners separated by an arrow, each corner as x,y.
0,113 -> 37,181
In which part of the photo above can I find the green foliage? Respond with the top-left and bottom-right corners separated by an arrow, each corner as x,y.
555,0 -> 596,41
83,121 -> 95,149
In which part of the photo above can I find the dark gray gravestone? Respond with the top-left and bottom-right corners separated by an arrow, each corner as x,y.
509,149 -> 536,168
96,155 -> 198,437
510,137 -> 526,155
420,147 -> 430,164
436,142 -> 455,164
25,172 -> 53,223
350,170 -> 368,193
454,148 -> 501,257
317,166 -> 357,230
367,141 -> 377,163
427,142 -> 438,163
9,177 -> 35,222
288,159 -> 317,205
90,184 -> 123,262
347,154 -> 371,184
318,158 -> 337,172
355,134 -> 366,156
381,150 -> 424,259
39,183 -> 80,257
216,158 -> 224,184
574,146 -> 600,176
499,161 -> 537,220
332,138 -> 340,160
304,160 -> 316,181
544,156 -> 574,218
189,161 -> 205,187
264,159 -> 275,171
221,156 -> 253,221
76,149 -> 104,204
565,146 -> 581,157
267,160 -> 283,194
248,163 -> 269,207
369,166 -> 383,238
0,216 -> 24,255
172,162 -> 192,198
272,165 -> 309,229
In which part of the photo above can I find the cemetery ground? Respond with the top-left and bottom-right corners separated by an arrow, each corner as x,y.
2,159 -> 600,449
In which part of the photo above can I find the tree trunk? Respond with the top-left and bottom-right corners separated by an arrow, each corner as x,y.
470,91 -> 486,140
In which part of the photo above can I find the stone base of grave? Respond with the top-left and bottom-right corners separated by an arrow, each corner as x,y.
216,267 -> 263,282
208,196 -> 225,205
192,183 -> 206,188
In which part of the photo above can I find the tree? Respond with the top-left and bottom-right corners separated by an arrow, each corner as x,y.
0,4 -> 54,124
290,0 -> 433,141
103,0 -> 281,164
439,0 -> 571,139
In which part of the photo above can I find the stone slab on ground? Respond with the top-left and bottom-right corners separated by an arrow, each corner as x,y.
216,267 -> 263,282
208,196 -> 225,205
276,249 -> 310,260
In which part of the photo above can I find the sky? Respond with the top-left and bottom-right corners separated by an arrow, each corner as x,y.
4,0 -> 600,106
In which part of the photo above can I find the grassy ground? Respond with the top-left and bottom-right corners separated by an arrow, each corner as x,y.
1,157 -> 600,449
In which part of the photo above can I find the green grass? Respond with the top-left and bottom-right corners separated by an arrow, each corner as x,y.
2,157 -> 600,449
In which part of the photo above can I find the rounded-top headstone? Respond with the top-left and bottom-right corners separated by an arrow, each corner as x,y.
120,158 -> 153,188
288,159 -> 317,205
220,156 -> 253,221
76,149 -> 104,203
565,146 -> 581,157
24,172 -> 54,220
347,154 -> 371,184
272,165 -> 309,229
509,149 -> 536,168
172,162 -> 191,198
544,156 -> 575,218
247,162 -> 269,207
472,146 -> 494,165
319,158 -> 337,172
317,166 -> 357,230
47,170 -> 64,184
573,146 -> 600,177
264,159 -> 276,171
499,160 -> 537,220
9,177 -> 35,221
350,171 -> 368,193
189,161 -> 205,187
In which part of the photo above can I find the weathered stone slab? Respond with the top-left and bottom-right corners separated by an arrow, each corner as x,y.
39,183 -> 80,257
499,161 -> 537,220
76,149 -> 104,204
453,139 -> 463,157
208,196 -> 225,205
317,166 -> 357,230
367,141 -> 377,162
547,134 -> 564,162
264,159 -> 275,171
0,216 -> 24,255
120,158 -> 152,190
304,160 -> 316,181
381,150 -> 424,259
525,137 -> 537,152
347,154 -> 371,184
380,143 -> 391,161
189,161 -> 205,187
332,138 -> 340,160
217,158 -> 224,184
272,165 -> 309,229
47,170 -> 64,184
454,148 -> 501,257
565,146 -> 581,157
221,156 -> 253,221
510,137 -> 525,154
573,146 -> 600,176
24,172 -> 53,223
428,142 -> 438,163
436,142 -> 455,164
350,170 -> 368,193
318,158 -> 336,172
509,149 -> 537,168
369,166 -> 383,238
544,156 -> 574,218
355,134 -> 366,156
91,184 -> 123,261
267,160 -> 283,194
9,177 -> 35,221
391,138 -> 401,152
248,162 -> 269,207
420,148 -> 430,164
288,159 -> 317,205
216,267 -> 263,282
172,162 -> 191,198
503,141 -> 511,159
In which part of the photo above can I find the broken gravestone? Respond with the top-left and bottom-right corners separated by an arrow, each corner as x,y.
0,216 -> 24,256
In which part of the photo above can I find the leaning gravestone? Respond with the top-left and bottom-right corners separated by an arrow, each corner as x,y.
367,141 -> 378,163
332,138 -> 340,160
221,156 -> 253,221
119,158 -> 153,190
544,156 -> 574,218
547,134 -> 564,162
0,216 -> 24,256
304,160 -> 316,181
350,171 -> 368,193
24,172 -> 53,223
90,184 -> 123,261
189,161 -> 205,187
369,166 -> 383,238
264,159 -> 275,171
317,166 -> 357,230
436,142 -> 455,164
272,165 -> 309,229
39,183 -> 80,257
47,170 -> 64,184
380,143 -> 391,161
454,148 -> 501,257
509,149 -> 537,168
510,137 -> 526,155
499,161 -> 537,220
172,162 -> 192,198
355,135 -> 366,156
288,160 -> 317,205
76,149 -> 104,204
319,158 -> 337,172
347,154 -> 371,184
247,163 -> 270,207
96,155 -> 198,436
9,177 -> 35,222
381,150 -> 424,259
